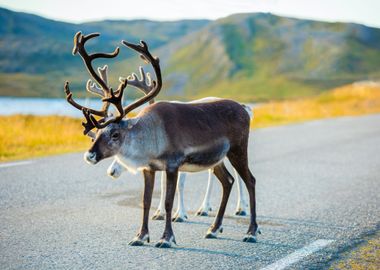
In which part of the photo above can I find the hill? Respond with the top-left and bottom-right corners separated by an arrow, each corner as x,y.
162,13 -> 380,101
0,7 -> 209,98
1,8 -> 380,101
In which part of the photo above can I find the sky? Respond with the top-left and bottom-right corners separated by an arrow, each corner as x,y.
0,0 -> 379,28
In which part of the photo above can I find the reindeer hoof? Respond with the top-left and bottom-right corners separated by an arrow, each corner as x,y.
172,213 -> 188,222
196,211 -> 209,217
172,216 -> 185,222
155,236 -> 176,248
205,227 -> 223,239
235,210 -> 247,216
152,214 -> 165,220
155,240 -> 171,248
128,235 -> 150,246
243,234 -> 257,243
205,232 -> 217,239
129,239 -> 145,246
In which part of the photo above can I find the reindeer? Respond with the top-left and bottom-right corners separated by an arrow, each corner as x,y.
85,51 -> 251,222
64,32 -> 259,248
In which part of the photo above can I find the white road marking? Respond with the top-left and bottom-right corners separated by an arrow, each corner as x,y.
0,160 -> 34,168
261,239 -> 334,270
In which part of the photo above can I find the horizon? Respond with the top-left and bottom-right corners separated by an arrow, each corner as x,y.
0,0 -> 379,28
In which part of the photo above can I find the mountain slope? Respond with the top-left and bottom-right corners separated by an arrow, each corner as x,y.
1,8 -> 380,101
0,7 -> 209,74
163,13 -> 380,100
0,7 -> 209,98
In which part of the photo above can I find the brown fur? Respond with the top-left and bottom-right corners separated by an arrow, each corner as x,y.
121,99 -> 258,245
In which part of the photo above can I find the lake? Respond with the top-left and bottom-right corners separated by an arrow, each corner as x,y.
0,97 -> 258,117
0,97 -> 117,117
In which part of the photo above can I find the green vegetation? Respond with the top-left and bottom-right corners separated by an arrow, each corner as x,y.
1,9 -> 380,102
164,13 -> 380,101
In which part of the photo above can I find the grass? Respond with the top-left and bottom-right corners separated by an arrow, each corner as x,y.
1,82 -> 380,162
330,232 -> 380,270
0,115 -> 88,162
252,82 -> 380,128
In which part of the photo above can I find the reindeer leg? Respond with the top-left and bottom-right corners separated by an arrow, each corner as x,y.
172,173 -> 188,222
234,168 -> 249,216
228,148 -> 260,243
155,169 -> 178,248
196,169 -> 214,216
205,163 -> 234,239
129,169 -> 155,246
152,171 -> 166,220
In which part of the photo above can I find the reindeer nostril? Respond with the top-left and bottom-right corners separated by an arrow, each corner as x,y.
84,151 -> 97,164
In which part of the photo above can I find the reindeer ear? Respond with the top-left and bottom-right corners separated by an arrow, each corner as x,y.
126,118 -> 139,129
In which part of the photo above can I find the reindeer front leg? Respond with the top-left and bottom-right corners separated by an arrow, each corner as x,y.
152,171 -> 166,220
107,159 -> 125,179
172,173 -> 188,222
196,169 -> 214,216
129,169 -> 155,246
155,169 -> 178,248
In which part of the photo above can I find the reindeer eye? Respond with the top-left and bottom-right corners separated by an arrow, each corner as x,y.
111,133 -> 119,140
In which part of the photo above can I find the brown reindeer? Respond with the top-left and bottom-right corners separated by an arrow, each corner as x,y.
64,32 -> 259,248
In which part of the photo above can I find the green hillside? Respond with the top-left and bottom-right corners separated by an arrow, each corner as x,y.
163,13 -> 380,101
1,8 -> 380,101
0,7 -> 209,98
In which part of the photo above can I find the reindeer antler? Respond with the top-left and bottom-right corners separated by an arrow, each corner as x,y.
121,40 -> 162,115
64,32 -> 125,134
119,66 -> 155,104
86,65 -> 109,97
64,32 -> 162,135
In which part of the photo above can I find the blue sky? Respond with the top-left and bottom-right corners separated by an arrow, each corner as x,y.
0,0 -> 379,27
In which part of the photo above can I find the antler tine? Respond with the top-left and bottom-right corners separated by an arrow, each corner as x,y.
74,31 -> 119,93
82,108 -> 97,135
121,40 -> 162,115
86,65 -> 109,97
120,66 -> 155,105
87,79 -> 128,129
86,80 -> 104,97
64,82 -> 106,117
121,66 -> 153,95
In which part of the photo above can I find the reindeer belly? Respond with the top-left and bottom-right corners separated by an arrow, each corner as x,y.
179,139 -> 230,172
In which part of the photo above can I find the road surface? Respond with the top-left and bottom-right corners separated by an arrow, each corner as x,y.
1,114 -> 379,269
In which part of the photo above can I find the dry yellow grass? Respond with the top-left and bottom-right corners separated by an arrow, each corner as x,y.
330,232 -> 380,270
1,82 -> 380,162
252,82 -> 380,128
0,115 -> 88,161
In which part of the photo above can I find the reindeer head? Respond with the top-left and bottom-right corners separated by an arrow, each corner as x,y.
64,32 -> 162,164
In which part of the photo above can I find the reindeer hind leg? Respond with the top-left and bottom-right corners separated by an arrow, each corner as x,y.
228,147 -> 259,243
205,162 -> 234,239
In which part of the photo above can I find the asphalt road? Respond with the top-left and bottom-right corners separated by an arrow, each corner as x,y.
1,114 -> 379,270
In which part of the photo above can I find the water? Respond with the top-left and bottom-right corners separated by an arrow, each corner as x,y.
0,97 -> 257,117
0,97 -> 113,117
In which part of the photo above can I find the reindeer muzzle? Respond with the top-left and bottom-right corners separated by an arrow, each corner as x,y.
84,151 -> 98,165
